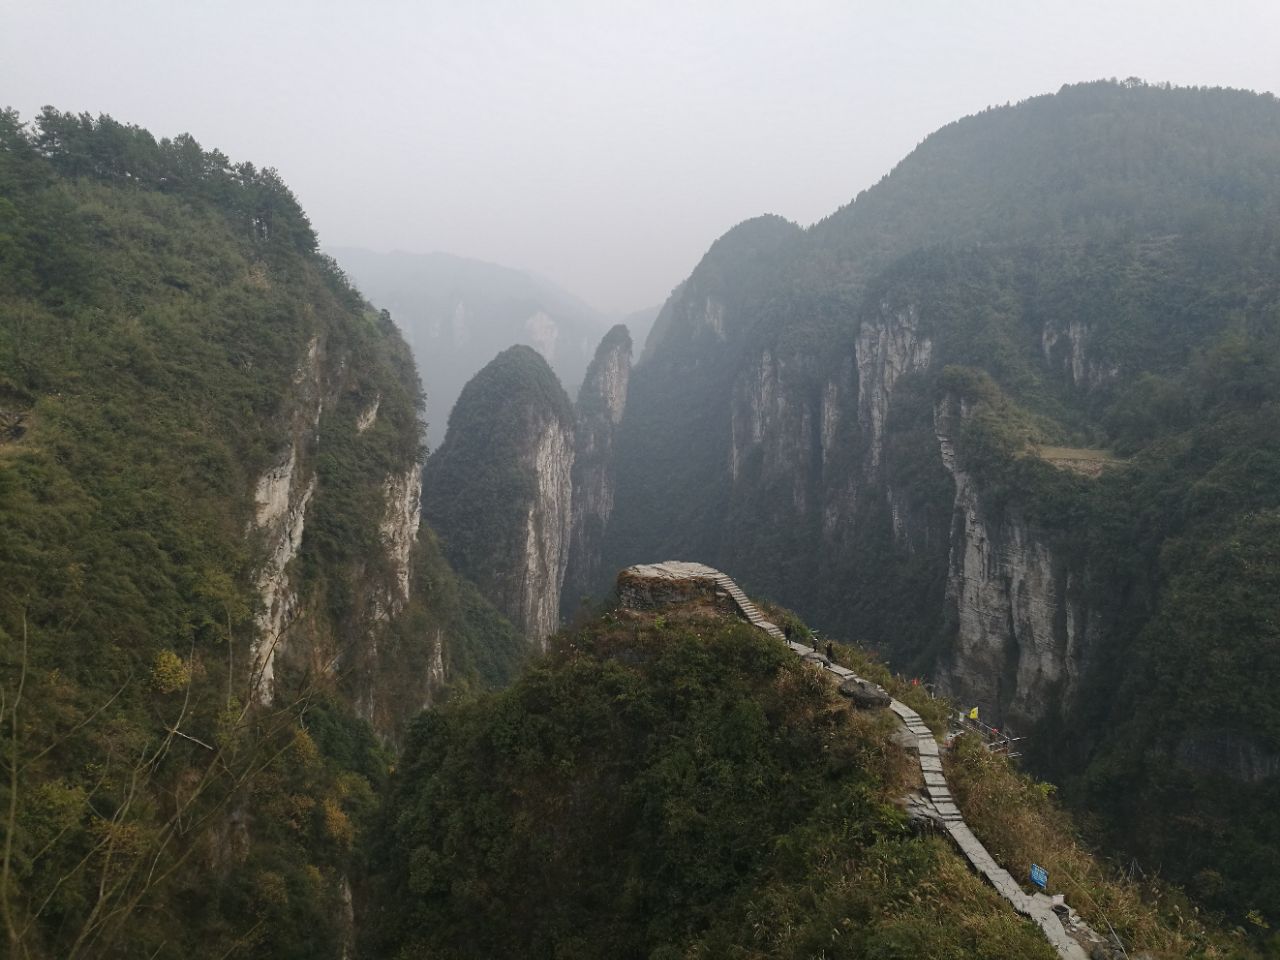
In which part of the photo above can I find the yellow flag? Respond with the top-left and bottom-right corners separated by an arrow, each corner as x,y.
968,706 -> 979,720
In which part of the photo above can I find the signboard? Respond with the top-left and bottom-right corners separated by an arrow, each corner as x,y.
1030,864 -> 1048,889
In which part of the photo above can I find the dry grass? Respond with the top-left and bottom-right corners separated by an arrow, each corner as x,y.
1034,445 -> 1123,478
946,735 -> 1252,959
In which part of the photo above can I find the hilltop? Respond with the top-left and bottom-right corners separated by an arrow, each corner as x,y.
365,566 -> 1250,959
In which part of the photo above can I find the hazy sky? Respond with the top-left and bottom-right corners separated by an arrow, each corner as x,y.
4,1 -> 1279,313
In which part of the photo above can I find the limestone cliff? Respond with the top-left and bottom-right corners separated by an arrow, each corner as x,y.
613,243 -> 1108,736
424,345 -> 576,647
562,325 -> 632,616
235,303 -> 523,739
932,395 -> 1096,727
242,312 -> 467,734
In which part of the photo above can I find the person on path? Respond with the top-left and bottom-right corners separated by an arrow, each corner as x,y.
825,641 -> 833,661
784,623 -> 793,646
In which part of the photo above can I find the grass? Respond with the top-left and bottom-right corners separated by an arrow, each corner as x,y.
946,735 -> 1255,959
1034,445 -> 1124,477
756,597 -> 1260,959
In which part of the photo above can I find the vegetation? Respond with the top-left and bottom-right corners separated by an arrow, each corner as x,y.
366,601 -> 1061,959
603,80 -> 1280,932
0,108 -> 519,958
368,597 -> 1257,958
948,736 -> 1270,957
423,344 -> 574,603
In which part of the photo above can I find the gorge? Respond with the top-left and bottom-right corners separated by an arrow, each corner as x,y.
3,77 -> 1280,959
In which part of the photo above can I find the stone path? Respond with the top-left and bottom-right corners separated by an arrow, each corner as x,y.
701,566 -> 1097,960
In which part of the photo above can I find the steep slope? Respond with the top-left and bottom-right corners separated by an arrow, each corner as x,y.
423,345 -> 575,647
562,324 -> 632,617
0,108 -> 521,960
600,81 -> 1280,926
329,247 -> 609,447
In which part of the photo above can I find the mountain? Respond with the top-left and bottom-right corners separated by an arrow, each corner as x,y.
365,571 -> 1238,959
0,108 -> 522,959
423,345 -> 576,647
594,81 -> 1280,926
329,247 -> 611,447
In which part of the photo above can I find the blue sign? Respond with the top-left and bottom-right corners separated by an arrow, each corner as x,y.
1030,864 -> 1048,889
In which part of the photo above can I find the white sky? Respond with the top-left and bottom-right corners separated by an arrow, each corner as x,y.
4,0 -> 1279,313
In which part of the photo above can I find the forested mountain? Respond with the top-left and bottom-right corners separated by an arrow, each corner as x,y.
596,80 -> 1280,927
6,79 -> 1280,958
423,345 -> 576,647
0,108 -> 522,958
365,583 -> 1243,959
329,247 -> 610,447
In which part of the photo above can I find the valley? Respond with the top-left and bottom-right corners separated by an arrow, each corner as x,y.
2,76 -> 1279,959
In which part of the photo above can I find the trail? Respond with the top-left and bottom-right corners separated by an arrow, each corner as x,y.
628,561 -> 1105,960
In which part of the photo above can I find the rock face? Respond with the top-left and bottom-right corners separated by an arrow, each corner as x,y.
248,336 -> 328,705
857,300 -> 933,472
425,345 -> 576,647
237,309 -> 518,738
563,325 -> 632,616
931,396 -> 1099,726
240,320 -> 448,730
519,416 -> 574,644
619,265 -> 1110,734
378,463 -> 424,617
605,221 -> 1116,738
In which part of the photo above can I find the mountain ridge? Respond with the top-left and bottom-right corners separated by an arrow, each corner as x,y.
595,79 -> 1280,928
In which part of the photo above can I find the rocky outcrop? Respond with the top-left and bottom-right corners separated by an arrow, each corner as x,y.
616,560 -> 729,610
729,351 -> 815,502
425,345 -> 576,648
250,449 -> 315,703
839,676 -> 892,709
356,395 -> 380,432
563,326 -> 632,615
